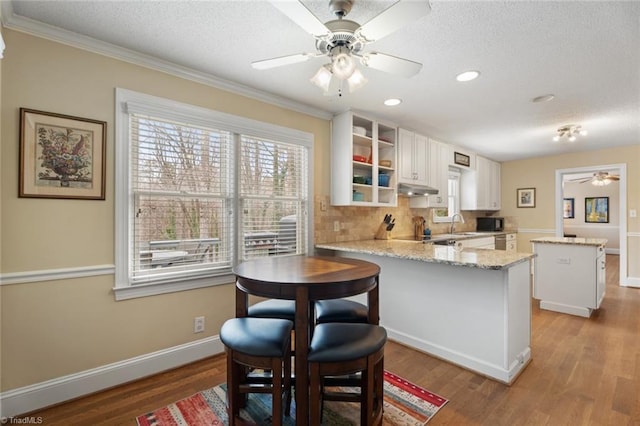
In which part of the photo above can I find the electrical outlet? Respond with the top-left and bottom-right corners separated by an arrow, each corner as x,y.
194,316 -> 205,333
320,199 -> 327,211
630,209 -> 637,218
556,258 -> 571,265
334,221 -> 340,232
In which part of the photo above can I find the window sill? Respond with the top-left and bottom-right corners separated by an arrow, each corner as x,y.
113,273 -> 234,300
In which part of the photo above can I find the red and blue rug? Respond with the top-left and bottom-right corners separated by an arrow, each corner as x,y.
137,370 -> 448,425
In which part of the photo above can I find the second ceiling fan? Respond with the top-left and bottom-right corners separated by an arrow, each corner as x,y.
252,0 -> 431,93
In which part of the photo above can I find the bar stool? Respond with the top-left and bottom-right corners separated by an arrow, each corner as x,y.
249,298 -> 369,324
315,299 -> 369,324
220,317 -> 293,426
307,322 -> 387,426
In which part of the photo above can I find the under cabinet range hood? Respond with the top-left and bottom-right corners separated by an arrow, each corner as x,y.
397,183 -> 439,196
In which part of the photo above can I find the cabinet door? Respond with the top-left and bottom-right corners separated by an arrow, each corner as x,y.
398,128 -> 416,183
488,159 -> 501,210
428,139 -> 449,207
596,248 -> 606,307
413,133 -> 430,186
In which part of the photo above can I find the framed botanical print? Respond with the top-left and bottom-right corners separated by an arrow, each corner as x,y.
19,108 -> 106,200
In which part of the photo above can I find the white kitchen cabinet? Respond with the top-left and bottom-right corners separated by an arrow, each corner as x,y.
331,111 -> 397,206
398,128 -> 429,186
506,233 -> 517,252
531,238 -> 607,318
452,236 -> 495,250
409,138 -> 449,208
460,155 -> 501,211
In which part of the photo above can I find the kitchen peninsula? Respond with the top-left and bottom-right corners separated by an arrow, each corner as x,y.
315,239 -> 535,384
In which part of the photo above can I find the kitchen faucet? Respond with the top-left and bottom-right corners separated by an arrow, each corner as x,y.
450,213 -> 464,234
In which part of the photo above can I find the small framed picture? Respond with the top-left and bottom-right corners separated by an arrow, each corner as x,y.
19,108 -> 107,200
585,197 -> 609,223
453,151 -> 470,167
563,198 -> 575,218
517,188 -> 536,208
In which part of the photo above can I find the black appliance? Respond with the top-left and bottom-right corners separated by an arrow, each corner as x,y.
476,217 -> 504,232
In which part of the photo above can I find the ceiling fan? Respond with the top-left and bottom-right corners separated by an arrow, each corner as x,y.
252,0 -> 430,93
569,171 -> 620,186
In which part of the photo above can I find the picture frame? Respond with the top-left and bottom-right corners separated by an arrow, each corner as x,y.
19,108 -> 106,200
453,151 -> 470,167
585,196 -> 609,223
517,188 -> 536,208
563,198 -> 575,219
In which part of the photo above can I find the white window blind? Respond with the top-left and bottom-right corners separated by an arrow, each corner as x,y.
239,135 -> 308,260
115,89 -> 313,299
130,113 -> 234,283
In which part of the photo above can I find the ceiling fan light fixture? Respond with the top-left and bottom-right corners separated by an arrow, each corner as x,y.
347,68 -> 367,92
310,65 -> 333,92
332,49 -> 356,79
554,124 -> 587,143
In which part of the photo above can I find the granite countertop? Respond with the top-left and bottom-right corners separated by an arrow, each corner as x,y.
315,239 -> 535,270
530,237 -> 607,247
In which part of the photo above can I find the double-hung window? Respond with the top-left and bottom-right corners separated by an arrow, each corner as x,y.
114,89 -> 312,300
433,169 -> 462,223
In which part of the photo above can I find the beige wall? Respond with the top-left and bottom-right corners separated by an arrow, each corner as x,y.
499,146 -> 640,276
0,30 -> 331,391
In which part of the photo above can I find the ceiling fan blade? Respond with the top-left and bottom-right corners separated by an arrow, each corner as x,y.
605,176 -> 620,181
362,52 -> 422,77
269,0 -> 331,38
251,53 -> 311,70
357,0 -> 431,43
568,177 -> 591,183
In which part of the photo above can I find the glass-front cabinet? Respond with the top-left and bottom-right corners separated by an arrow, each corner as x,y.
331,111 -> 397,206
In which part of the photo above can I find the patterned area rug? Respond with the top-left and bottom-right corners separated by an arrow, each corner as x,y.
137,371 -> 447,425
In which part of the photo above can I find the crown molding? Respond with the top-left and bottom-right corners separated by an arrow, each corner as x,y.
0,4 -> 333,121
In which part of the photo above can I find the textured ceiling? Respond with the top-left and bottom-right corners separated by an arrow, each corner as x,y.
3,0 -> 640,161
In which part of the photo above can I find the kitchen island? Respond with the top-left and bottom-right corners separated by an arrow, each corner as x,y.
531,237 -> 607,318
315,239 -> 535,384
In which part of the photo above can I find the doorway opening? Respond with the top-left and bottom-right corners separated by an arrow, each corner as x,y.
555,164 -> 628,286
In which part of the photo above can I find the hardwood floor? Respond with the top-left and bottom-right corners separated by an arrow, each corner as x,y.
23,255 -> 640,425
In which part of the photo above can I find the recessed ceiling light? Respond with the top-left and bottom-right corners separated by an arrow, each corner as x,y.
455,70 -> 480,82
384,98 -> 402,106
532,94 -> 555,103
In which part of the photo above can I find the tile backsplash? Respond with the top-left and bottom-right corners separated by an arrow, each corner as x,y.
314,196 -> 513,244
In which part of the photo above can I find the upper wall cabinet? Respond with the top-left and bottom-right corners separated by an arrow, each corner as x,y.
398,128 -> 429,187
409,138 -> 450,208
461,155 -> 501,211
331,111 -> 397,206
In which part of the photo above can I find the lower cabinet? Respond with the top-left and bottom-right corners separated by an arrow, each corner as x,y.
454,236 -> 495,250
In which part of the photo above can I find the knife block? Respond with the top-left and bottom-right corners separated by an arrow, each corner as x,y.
375,223 -> 391,240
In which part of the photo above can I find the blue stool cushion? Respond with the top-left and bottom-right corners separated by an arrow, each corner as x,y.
315,300 -> 369,324
248,299 -> 296,321
220,317 -> 293,357
308,323 -> 387,363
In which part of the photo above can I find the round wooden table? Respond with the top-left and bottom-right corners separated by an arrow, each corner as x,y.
233,255 -> 380,424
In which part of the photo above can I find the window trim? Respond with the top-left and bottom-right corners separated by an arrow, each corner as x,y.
114,89 -> 314,300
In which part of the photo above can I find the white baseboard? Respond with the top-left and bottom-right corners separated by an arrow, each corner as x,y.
0,336 -> 224,418
385,326 -> 528,385
623,276 -> 640,288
